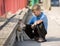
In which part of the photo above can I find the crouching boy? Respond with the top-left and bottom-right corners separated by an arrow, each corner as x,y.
24,4 -> 48,43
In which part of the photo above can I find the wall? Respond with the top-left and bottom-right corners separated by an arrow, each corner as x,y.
0,0 -> 27,18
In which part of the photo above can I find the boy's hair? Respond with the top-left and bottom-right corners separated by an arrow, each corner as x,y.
32,4 -> 41,12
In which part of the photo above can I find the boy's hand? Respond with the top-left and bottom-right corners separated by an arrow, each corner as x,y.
34,20 -> 43,25
31,20 -> 43,28
31,24 -> 35,29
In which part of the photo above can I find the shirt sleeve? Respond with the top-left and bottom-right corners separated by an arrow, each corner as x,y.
28,16 -> 34,24
40,15 -> 48,30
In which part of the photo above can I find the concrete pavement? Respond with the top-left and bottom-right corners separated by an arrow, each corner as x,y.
41,7 -> 60,46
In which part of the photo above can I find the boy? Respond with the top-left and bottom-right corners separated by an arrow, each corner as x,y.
24,4 -> 48,42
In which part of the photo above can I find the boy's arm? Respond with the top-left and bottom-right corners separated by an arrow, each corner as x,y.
34,20 -> 43,25
28,17 -> 34,24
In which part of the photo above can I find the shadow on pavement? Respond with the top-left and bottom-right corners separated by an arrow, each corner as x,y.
46,37 -> 60,42
14,39 -> 41,46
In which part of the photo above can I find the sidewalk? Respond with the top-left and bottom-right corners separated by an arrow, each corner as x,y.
41,7 -> 60,46
45,7 -> 60,25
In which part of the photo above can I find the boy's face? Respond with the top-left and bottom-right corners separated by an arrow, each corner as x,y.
33,10 -> 41,16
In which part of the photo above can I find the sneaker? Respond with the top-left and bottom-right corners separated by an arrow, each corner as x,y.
34,37 -> 39,41
37,38 -> 47,43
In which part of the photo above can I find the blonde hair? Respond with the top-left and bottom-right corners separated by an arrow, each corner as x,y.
32,4 -> 41,12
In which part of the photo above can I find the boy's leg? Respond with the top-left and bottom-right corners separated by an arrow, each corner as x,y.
33,27 -> 40,41
24,24 -> 34,39
37,22 -> 47,39
33,22 -> 47,42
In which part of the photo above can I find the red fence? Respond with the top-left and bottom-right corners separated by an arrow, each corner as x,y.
0,0 -> 27,18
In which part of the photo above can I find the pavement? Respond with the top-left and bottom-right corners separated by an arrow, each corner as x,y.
41,7 -> 60,46
14,7 -> 60,46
